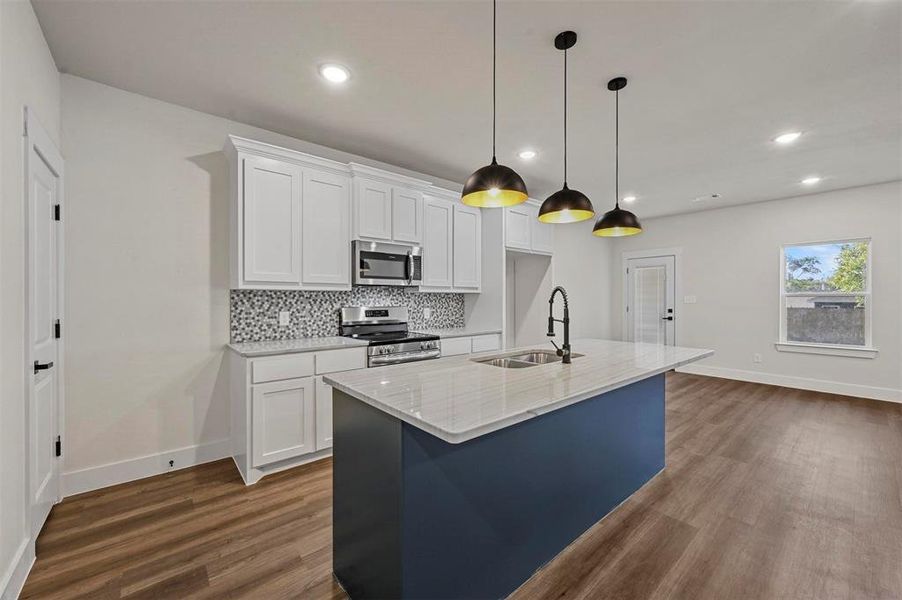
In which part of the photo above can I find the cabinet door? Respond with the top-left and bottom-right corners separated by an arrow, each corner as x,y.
391,187 -> 423,243
531,208 -> 554,254
453,204 -> 482,290
243,157 -> 302,284
251,377 -> 315,467
355,178 -> 393,240
315,376 -> 333,451
505,205 -> 532,251
422,198 -> 453,288
302,169 -> 351,288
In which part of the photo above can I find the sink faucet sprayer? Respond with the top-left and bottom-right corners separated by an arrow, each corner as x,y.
547,286 -> 571,364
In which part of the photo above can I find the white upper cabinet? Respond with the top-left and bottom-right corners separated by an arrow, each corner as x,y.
302,169 -> 351,288
530,209 -> 554,254
505,202 -> 553,255
453,204 -> 482,291
242,156 -> 302,284
226,136 -> 352,290
354,177 -> 393,240
422,195 -> 454,289
349,164 -> 429,244
391,187 -> 424,243
505,204 -> 533,251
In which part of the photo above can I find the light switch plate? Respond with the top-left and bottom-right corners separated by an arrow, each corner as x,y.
683,295 -> 697,304
278,311 -> 290,327
423,307 -> 433,320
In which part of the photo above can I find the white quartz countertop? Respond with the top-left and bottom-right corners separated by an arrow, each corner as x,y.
324,339 -> 713,444
227,336 -> 368,357
417,327 -> 502,339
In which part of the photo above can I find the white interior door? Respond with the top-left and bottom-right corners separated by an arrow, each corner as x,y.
626,255 -> 675,345
26,108 -> 63,537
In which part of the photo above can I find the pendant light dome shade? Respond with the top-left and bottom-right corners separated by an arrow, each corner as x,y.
592,205 -> 642,236
593,76 -> 642,237
538,185 -> 594,223
461,0 -> 528,208
462,158 -> 529,208
538,31 -> 595,224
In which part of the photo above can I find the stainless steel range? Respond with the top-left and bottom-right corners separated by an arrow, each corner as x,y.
339,306 -> 440,367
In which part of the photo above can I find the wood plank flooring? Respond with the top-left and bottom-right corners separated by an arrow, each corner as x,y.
22,373 -> 902,599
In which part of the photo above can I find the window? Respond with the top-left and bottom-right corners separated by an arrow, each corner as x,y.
777,240 -> 876,358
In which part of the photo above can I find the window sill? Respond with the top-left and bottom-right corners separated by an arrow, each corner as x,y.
774,342 -> 878,359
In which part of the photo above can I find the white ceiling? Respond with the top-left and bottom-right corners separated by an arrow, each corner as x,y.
33,0 -> 901,218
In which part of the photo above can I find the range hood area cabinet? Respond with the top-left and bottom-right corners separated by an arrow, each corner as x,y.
349,163 -> 430,244
420,188 -> 482,293
505,201 -> 554,255
225,136 -> 352,290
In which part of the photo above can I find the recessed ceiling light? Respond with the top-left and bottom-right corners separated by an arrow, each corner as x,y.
801,176 -> 821,185
319,64 -> 350,84
774,131 -> 802,145
621,195 -> 637,203
518,149 -> 537,160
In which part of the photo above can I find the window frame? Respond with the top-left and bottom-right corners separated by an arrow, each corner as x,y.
776,238 -> 877,358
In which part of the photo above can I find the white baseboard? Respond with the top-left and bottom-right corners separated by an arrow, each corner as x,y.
0,538 -> 34,600
677,364 -> 902,404
62,438 -> 232,498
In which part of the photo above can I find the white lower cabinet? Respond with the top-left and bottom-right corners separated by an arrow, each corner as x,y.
440,333 -> 502,356
251,377 -> 315,467
231,346 -> 365,485
315,376 -> 334,450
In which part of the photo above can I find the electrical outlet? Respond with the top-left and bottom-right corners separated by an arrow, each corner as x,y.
753,353 -> 762,364
683,295 -> 697,304
278,311 -> 290,327
423,307 -> 433,320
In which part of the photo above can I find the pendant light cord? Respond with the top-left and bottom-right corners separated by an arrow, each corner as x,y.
492,0 -> 497,161
614,88 -> 619,208
563,46 -> 568,186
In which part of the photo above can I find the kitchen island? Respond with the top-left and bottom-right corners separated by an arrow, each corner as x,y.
324,339 -> 712,599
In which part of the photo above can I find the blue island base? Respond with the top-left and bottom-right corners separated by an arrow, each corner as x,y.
332,374 -> 665,600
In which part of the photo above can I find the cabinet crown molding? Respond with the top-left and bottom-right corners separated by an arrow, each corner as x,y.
225,135 -> 349,176
348,162 -> 432,190
425,186 -> 462,201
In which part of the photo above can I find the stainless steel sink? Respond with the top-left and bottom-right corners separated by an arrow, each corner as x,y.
507,350 -> 584,364
475,357 -> 537,369
473,349 -> 584,368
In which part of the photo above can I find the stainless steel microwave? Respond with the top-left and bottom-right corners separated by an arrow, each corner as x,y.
352,241 -> 423,287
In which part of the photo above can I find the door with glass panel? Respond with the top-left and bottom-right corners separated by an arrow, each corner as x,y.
626,256 -> 675,345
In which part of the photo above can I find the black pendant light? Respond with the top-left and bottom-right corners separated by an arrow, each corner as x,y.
593,77 -> 642,237
538,31 -> 594,224
461,0 -> 529,208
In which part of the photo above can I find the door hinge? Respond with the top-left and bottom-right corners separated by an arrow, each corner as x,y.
55,319 -> 61,339
53,204 -> 61,221
23,107 -> 28,137
55,436 -> 62,458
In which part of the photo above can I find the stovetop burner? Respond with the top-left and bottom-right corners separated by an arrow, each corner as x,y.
350,331 -> 440,346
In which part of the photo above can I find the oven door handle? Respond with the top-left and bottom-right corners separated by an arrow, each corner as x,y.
369,349 -> 441,366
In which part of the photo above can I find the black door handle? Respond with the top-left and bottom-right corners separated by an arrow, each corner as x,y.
661,316 -> 673,321
34,361 -> 54,374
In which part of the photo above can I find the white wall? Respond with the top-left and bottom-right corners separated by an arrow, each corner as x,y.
59,75 -> 468,493
552,220 -> 616,340
612,182 -> 902,401
0,1 -> 60,597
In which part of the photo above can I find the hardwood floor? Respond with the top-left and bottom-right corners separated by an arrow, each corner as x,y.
22,373 -> 902,599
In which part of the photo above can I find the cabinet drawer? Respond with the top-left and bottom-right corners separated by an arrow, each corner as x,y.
441,337 -> 473,356
316,348 -> 366,375
471,334 -> 501,353
252,353 -> 315,384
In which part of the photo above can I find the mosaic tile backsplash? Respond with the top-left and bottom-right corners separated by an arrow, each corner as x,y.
230,288 -> 465,342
